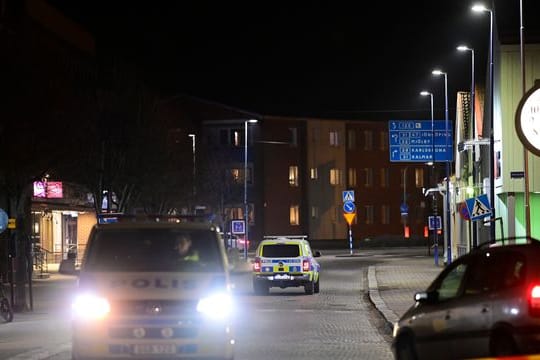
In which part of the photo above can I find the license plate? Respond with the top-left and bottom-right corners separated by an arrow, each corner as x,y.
132,344 -> 176,355
275,274 -> 290,280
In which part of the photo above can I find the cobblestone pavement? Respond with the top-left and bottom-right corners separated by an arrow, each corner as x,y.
367,252 -> 444,328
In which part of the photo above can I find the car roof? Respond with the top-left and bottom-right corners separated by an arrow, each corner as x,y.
259,238 -> 307,245
93,221 -> 219,232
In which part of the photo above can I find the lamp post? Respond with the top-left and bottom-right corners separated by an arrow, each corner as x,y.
520,0 -> 531,238
472,4 -> 495,241
420,90 -> 439,265
244,119 -> 258,260
457,44 -> 477,248
432,69 -> 452,264
188,134 -> 196,199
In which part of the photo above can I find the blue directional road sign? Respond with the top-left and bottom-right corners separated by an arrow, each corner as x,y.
428,216 -> 442,230
389,120 -> 453,162
343,201 -> 356,214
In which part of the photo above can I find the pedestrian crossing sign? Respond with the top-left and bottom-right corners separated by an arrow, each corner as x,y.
465,194 -> 492,221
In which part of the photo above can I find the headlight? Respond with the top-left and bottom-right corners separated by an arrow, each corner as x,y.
196,292 -> 233,319
72,294 -> 110,320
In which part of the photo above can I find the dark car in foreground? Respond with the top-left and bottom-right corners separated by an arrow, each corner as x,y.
392,237 -> 540,360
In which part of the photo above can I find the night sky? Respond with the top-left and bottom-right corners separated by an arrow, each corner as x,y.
48,1 -> 540,119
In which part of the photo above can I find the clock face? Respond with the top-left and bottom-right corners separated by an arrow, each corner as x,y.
516,85 -> 540,157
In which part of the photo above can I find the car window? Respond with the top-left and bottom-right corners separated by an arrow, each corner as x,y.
84,228 -> 223,272
463,251 -> 526,296
436,262 -> 468,301
261,244 -> 300,257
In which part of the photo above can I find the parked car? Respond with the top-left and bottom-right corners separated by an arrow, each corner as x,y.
392,237 -> 540,360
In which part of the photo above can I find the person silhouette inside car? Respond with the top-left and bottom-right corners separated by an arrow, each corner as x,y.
174,234 -> 199,262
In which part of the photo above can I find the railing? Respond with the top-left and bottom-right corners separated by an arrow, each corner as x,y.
32,244 -> 51,277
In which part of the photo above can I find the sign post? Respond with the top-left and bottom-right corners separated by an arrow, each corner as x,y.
342,191 -> 356,255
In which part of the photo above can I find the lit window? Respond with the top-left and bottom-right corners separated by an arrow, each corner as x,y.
364,168 -> 373,187
289,166 -> 299,186
364,130 -> 373,150
365,205 -> 374,225
347,129 -> 356,150
381,205 -> 390,224
415,168 -> 424,188
380,131 -> 388,151
329,131 -> 339,147
230,167 -> 252,184
310,167 -> 318,180
348,168 -> 357,187
330,169 -> 342,186
380,168 -> 389,188
232,129 -> 243,147
290,205 -> 300,225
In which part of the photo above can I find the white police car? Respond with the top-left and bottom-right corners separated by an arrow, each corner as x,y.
252,235 -> 321,295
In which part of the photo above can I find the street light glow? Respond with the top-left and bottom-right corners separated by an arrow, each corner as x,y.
420,91 -> 431,96
457,45 -> 471,52
432,69 -> 445,76
471,4 -> 489,12
247,119 -> 258,124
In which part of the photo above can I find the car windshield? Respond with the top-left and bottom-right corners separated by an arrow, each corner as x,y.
261,244 -> 300,258
84,228 -> 223,272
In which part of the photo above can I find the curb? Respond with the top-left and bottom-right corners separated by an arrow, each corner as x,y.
367,265 -> 399,332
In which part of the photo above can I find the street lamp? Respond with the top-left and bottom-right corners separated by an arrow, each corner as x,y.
472,3 -> 495,242
420,91 -> 434,164
420,90 -> 439,265
244,119 -> 258,260
432,69 -> 452,264
188,134 -> 196,198
457,44 -> 477,248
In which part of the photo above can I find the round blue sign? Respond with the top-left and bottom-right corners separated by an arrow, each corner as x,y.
400,203 -> 409,214
0,209 -> 8,234
343,201 -> 356,213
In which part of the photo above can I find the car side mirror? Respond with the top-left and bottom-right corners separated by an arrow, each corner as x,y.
314,250 -> 322,258
414,291 -> 438,303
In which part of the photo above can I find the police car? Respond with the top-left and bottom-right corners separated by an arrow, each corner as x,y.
71,219 -> 235,360
252,235 -> 321,295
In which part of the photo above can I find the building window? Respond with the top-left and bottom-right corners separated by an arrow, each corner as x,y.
348,168 -> 357,187
347,129 -> 357,150
380,131 -> 388,151
231,129 -> 244,147
289,166 -> 299,186
364,168 -> 373,187
365,205 -> 374,225
310,167 -> 318,180
380,168 -> 389,188
219,129 -> 228,145
329,130 -> 339,147
381,205 -> 390,224
290,205 -> 300,225
311,206 -> 319,218
224,206 -> 243,221
230,167 -> 252,184
289,127 -> 298,147
364,130 -> 373,151
330,169 -> 342,186
312,127 -> 320,143
415,168 -> 424,188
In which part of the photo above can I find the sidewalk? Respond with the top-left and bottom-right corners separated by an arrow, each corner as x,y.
367,253 -> 443,330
